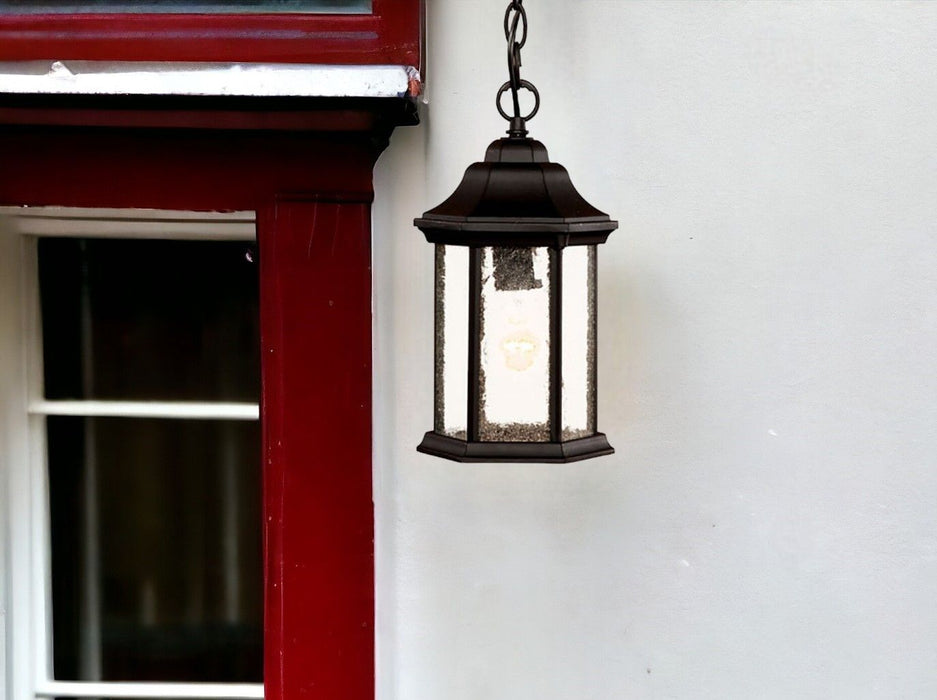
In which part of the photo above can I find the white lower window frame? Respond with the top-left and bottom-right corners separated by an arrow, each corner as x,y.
1,207 -> 263,700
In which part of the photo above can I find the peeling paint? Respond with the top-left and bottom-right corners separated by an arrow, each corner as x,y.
0,60 -> 414,98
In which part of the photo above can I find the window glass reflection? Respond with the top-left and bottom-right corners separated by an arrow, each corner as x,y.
48,417 -> 263,682
38,237 -> 259,402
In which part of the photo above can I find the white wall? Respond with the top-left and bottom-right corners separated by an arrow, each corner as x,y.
373,2 -> 937,698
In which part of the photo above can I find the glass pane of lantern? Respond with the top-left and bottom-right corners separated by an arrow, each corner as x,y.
561,246 -> 597,440
436,245 -> 469,439
478,247 -> 551,442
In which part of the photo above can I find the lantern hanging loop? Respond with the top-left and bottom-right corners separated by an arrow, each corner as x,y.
498,0 -> 540,137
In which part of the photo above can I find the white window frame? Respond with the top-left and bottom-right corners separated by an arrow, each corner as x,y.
0,207 -> 264,700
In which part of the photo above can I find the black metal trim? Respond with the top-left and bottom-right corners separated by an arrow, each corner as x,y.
467,246 -> 483,442
417,431 -> 614,464
417,216 -> 617,229
414,136 -> 618,249
589,245 -> 598,434
433,244 -> 444,434
549,247 -> 562,442
419,227 -> 614,249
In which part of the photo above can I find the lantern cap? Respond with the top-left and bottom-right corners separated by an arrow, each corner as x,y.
415,137 -> 618,248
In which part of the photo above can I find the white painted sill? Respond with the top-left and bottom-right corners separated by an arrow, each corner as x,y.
36,680 -> 264,699
0,60 -> 420,99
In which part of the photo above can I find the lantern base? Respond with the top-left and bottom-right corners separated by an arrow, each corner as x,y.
417,431 -> 614,464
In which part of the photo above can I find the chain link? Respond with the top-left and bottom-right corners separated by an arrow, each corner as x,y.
497,0 -> 540,136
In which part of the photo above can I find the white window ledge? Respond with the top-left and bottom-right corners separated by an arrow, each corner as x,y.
36,681 -> 264,699
29,400 -> 260,420
0,60 -> 419,98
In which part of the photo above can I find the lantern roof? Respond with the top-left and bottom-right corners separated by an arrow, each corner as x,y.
415,136 -> 618,247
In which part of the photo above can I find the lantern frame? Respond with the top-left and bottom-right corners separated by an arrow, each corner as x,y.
415,136 -> 617,463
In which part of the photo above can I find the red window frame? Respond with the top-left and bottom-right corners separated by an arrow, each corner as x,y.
0,112 -> 395,699
0,0 -> 421,66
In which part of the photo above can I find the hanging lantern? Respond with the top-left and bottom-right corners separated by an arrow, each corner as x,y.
416,0 -> 617,462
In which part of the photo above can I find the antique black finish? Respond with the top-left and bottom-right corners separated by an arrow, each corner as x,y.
415,137 -> 617,247
416,0 -> 618,463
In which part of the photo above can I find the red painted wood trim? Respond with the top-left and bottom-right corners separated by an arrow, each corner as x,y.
259,198 -> 374,700
0,0 -> 421,66
0,119 -> 386,700
0,105 -> 390,132
0,129 -> 381,210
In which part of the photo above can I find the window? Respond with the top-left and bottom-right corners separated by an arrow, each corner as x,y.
0,0 -> 421,65
1,209 -> 264,700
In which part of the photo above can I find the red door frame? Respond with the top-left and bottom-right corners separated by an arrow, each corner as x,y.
0,0 -> 422,66
0,101 -> 410,699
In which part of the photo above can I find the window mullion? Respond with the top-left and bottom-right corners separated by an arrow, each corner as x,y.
35,680 -> 264,700
29,401 -> 259,421
4,208 -> 255,241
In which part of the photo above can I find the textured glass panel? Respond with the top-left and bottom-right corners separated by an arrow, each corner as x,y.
436,245 -> 469,438
38,238 -> 259,402
478,247 -> 551,442
0,0 -> 369,14
561,246 -> 597,440
48,417 -> 262,682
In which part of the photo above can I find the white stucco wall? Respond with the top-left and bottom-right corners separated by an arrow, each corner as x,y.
373,2 -> 937,698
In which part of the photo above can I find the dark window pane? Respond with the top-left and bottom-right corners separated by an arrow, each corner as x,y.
48,417 -> 263,682
0,0 -> 369,13
38,238 -> 259,402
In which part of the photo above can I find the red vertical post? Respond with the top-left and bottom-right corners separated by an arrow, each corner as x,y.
0,124 -> 391,698
258,197 -> 374,700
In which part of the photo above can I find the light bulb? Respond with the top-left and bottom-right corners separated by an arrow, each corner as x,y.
500,329 -> 540,371
497,292 -> 541,372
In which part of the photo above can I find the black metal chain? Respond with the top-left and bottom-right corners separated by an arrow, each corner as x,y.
497,0 -> 540,137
